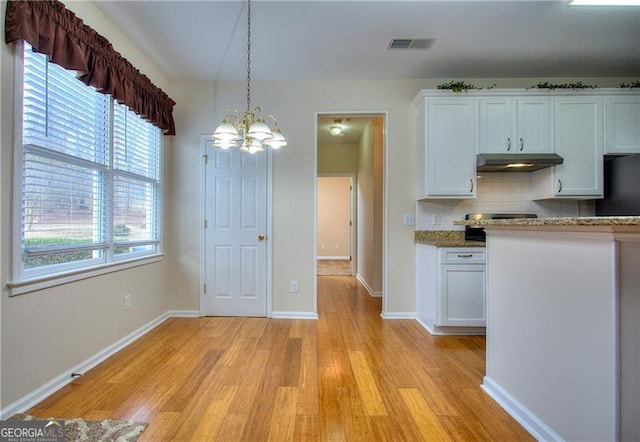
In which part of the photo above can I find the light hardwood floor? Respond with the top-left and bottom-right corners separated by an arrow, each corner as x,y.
29,276 -> 533,441
317,259 -> 351,276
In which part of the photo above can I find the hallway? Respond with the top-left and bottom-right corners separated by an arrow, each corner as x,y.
28,276 -> 532,440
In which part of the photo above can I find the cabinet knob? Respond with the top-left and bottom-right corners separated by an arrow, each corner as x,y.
258,233 -> 266,241
519,138 -> 524,151
557,179 -> 563,193
506,137 -> 511,151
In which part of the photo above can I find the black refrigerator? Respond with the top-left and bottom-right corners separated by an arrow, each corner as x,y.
596,154 -> 640,216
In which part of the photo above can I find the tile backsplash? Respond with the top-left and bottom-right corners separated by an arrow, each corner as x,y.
416,172 -> 595,230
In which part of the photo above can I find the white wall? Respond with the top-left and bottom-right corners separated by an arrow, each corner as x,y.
0,0 -> 174,410
317,177 -> 351,258
317,142 -> 359,174
484,229 -> 618,440
357,120 -> 375,289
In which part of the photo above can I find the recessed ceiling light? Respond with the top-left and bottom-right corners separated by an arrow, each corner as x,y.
569,0 -> 640,5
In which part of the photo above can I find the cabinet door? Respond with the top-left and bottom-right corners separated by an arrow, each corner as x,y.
480,98 -> 513,153
606,95 -> 640,154
438,264 -> 486,326
424,98 -> 478,197
516,98 -> 551,153
553,96 -> 604,197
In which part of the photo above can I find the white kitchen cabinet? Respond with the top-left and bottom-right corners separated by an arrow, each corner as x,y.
416,245 -> 486,335
414,95 -> 478,199
531,96 -> 604,199
480,97 -> 551,154
605,95 -> 640,154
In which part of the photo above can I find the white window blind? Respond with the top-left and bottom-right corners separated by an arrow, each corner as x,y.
113,104 -> 161,256
18,43 -> 162,280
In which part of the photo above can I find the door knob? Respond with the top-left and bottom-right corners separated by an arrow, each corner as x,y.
258,234 -> 266,241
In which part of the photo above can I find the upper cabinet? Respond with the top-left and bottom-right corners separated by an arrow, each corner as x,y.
414,95 -> 478,199
531,96 -> 604,199
606,95 -> 640,154
414,89 -> 638,201
480,97 -> 551,154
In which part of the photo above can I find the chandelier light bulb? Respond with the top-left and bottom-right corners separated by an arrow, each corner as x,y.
247,119 -> 274,141
213,119 -> 240,142
265,128 -> 287,149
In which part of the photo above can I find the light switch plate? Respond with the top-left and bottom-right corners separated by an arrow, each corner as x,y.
403,214 -> 415,226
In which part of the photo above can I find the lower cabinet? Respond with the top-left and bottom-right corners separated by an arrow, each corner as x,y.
416,245 -> 486,335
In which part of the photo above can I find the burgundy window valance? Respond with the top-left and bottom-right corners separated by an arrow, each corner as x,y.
5,0 -> 176,135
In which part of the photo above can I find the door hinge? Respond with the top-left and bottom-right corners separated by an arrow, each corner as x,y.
203,154 -> 209,165
349,221 -> 352,226
349,256 -> 352,261
204,283 -> 207,293
204,219 -> 208,229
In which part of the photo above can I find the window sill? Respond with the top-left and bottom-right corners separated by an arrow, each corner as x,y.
7,254 -> 165,297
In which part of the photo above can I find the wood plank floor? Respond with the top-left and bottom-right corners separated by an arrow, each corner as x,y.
29,276 -> 533,441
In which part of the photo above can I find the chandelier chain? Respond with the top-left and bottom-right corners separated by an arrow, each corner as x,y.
246,0 -> 252,113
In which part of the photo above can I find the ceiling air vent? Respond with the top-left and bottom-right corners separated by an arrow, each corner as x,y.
388,38 -> 435,50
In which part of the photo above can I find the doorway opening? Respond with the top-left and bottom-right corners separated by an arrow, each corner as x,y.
316,113 -> 385,303
317,175 -> 354,276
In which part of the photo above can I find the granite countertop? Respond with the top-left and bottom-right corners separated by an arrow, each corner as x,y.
453,216 -> 640,227
415,230 -> 486,247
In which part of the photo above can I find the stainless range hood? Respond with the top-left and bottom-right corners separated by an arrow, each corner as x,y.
476,153 -> 564,172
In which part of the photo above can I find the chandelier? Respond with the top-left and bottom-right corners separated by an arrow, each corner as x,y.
212,0 -> 286,153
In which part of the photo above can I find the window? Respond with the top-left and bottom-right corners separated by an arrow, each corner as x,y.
17,43 -> 162,282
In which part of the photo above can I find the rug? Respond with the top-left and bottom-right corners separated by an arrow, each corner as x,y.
10,413 -> 147,442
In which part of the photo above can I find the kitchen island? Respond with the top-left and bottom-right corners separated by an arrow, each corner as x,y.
453,216 -> 640,441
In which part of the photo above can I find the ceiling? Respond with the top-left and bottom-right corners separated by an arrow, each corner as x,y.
317,115 -> 373,145
95,1 -> 640,82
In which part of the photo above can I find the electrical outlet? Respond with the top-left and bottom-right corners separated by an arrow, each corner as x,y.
290,280 -> 299,293
124,294 -> 131,310
432,214 -> 441,225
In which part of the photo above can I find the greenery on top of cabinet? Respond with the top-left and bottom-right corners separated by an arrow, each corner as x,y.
436,80 -> 496,93
528,81 -> 598,90
619,81 -> 640,89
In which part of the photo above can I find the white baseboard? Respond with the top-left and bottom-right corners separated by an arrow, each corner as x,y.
0,310 -> 194,419
416,318 -> 486,336
482,376 -> 562,441
380,312 -> 416,319
355,274 -> 382,297
166,310 -> 200,317
271,311 -> 319,319
317,256 -> 350,260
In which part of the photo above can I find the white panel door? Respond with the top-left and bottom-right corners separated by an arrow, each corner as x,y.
204,141 -> 267,316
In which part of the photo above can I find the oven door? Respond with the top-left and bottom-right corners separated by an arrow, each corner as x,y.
465,226 -> 485,241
